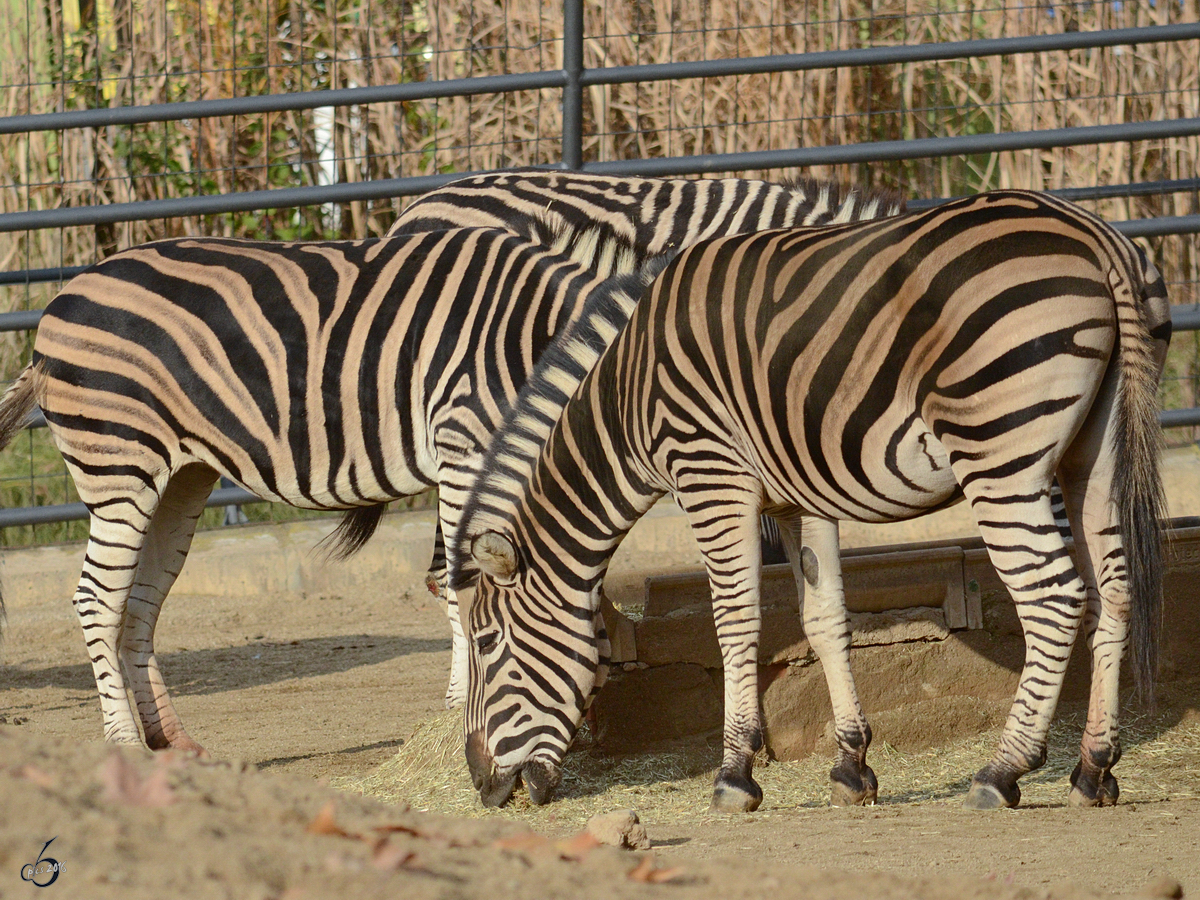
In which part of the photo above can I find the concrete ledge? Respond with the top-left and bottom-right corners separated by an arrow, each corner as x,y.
0,511 -> 440,611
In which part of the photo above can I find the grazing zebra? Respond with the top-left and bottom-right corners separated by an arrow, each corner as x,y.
455,190 -> 1170,812
390,169 -> 905,703
0,228 -> 660,751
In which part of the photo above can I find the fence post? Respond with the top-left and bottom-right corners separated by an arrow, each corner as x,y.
561,0 -> 584,169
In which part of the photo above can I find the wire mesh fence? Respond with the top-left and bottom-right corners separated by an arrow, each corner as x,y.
0,0 -> 1198,544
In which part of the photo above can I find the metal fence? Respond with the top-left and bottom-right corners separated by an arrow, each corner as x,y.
1,0 -> 1198,537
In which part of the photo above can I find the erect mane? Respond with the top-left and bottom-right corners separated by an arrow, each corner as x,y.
451,248 -> 673,588
771,176 -> 907,224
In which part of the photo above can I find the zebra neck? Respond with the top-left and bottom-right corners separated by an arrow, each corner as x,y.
519,354 -> 665,583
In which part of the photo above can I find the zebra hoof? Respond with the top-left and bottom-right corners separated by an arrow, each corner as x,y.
145,728 -> 207,757
710,774 -> 763,813
1067,762 -> 1119,808
830,765 -> 878,807
169,736 -> 209,759
963,781 -> 1019,810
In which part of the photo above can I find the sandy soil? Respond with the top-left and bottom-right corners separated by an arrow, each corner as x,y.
2,561 -> 1198,899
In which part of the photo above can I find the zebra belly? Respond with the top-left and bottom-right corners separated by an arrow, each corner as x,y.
760,415 -> 962,525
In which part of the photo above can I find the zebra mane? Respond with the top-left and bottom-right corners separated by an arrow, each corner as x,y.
518,211 -> 643,278
775,176 -> 907,224
452,251 -> 673,585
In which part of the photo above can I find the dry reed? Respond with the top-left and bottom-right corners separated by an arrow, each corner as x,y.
1,0 -> 1197,399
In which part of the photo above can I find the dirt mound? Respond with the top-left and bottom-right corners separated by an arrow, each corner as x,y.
1,727 -> 1180,900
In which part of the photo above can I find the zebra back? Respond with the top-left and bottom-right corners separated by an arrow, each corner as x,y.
391,169 -> 904,277
29,229 -> 623,517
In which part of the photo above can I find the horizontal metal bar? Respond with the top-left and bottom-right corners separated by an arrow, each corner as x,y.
906,178 -> 1200,210
0,309 -> 46,331
1113,215 -> 1200,238
0,171 -> 469,234
1037,178 -> 1200,204
0,486 -> 261,529
1161,408 -> 1200,429
583,117 -> 1200,177
582,22 -> 1200,87
1,178 -> 1192,288
0,71 -> 566,136
4,118 -> 1199,236
3,23 -> 1196,137
1172,305 -> 1200,332
0,265 -> 88,286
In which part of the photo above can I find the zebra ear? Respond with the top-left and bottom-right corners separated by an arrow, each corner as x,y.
471,531 -> 519,583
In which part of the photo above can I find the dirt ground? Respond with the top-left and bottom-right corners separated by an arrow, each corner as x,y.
2,555 -> 1199,899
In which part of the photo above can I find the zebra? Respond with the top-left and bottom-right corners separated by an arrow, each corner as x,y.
388,169 -> 905,701
454,190 -> 1171,812
0,227 -> 660,752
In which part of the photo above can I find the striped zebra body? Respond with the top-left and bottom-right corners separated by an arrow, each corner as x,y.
456,190 -> 1170,812
391,169 -> 904,705
0,228 -> 654,750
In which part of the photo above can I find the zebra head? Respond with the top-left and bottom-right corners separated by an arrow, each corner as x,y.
461,530 -> 609,807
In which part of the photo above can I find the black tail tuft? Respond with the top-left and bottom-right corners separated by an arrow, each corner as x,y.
0,363 -> 44,649
318,504 -> 387,561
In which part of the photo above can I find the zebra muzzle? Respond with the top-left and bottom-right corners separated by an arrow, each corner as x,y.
465,728 -> 520,807
465,729 -> 561,807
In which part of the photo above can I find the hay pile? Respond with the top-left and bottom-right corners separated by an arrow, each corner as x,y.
337,708 -> 1200,828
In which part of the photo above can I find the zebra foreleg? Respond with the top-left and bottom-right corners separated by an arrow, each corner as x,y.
963,490 -> 1088,809
442,588 -> 470,709
424,520 -> 448,596
780,515 -> 876,806
678,481 -> 765,814
434,485 -> 472,709
119,464 -> 217,755
421,524 -> 471,709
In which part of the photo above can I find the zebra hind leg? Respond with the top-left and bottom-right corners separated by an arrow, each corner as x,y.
119,463 -> 218,754
962,488 -> 1087,809
779,515 -> 877,806
1056,371 -> 1131,808
73,488 -> 163,745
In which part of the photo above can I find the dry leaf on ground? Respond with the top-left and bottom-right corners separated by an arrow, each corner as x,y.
627,855 -> 685,884
306,801 -> 356,838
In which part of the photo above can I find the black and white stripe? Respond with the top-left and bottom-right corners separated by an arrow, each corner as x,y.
456,190 -> 1170,812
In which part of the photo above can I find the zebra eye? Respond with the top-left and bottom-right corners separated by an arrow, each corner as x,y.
475,631 -> 500,655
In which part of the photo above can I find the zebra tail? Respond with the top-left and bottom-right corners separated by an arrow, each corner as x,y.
0,363 -> 44,642
1112,260 -> 1167,708
318,504 -> 387,561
